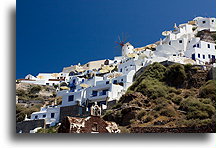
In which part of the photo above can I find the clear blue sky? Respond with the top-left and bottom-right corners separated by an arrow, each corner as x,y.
16,0 -> 216,79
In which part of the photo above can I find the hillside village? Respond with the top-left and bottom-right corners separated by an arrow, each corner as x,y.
16,16 -> 216,133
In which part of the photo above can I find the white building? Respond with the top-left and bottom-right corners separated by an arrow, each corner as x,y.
185,39 -> 216,64
122,42 -> 134,57
194,17 -> 216,32
19,73 -> 63,86
85,83 -> 124,104
30,105 -> 60,127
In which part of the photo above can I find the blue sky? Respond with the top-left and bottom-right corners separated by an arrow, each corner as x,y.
16,0 -> 216,79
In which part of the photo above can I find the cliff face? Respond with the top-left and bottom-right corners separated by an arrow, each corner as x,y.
16,83 -> 60,123
196,30 -> 216,43
103,62 -> 216,132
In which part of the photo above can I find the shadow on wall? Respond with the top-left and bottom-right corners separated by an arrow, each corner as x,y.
10,6 -> 210,142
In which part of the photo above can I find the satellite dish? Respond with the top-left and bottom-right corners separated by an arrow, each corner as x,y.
162,31 -> 171,36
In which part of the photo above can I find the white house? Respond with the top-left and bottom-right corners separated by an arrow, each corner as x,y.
59,89 -> 86,107
185,39 -> 216,64
194,17 -> 216,31
85,83 -> 124,105
30,105 -> 60,127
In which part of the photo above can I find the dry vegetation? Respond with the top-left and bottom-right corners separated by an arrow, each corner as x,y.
103,63 -> 216,132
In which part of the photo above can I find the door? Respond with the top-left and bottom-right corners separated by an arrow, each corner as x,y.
192,54 -> 195,60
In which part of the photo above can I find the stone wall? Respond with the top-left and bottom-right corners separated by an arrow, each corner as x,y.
58,116 -> 120,133
59,105 -> 89,122
16,119 -> 45,133
130,124 -> 215,133
207,67 -> 216,80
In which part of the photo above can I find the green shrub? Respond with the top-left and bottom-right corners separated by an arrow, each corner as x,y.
29,85 -> 42,94
137,110 -> 147,120
143,115 -> 154,123
180,118 -> 212,127
16,89 -> 26,96
134,78 -> 168,99
168,87 -> 182,94
112,102 -> 122,109
37,125 -> 59,133
184,63 -> 193,72
136,62 -> 167,82
180,98 -> 215,120
171,95 -> 183,105
160,106 -> 176,117
165,64 -> 187,88
199,80 -> 216,102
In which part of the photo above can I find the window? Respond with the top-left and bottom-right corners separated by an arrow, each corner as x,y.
208,54 -> 211,58
212,20 -> 214,22
198,54 -> 200,58
193,44 -> 196,48
207,44 -> 210,48
121,79 -> 123,81
106,81 -> 109,84
68,95 -> 74,102
179,40 -> 182,43
92,123 -> 98,132
202,21 -> 206,24
197,44 -> 199,48
42,114 -> 46,118
102,89 -> 108,95
46,83 -> 49,85
120,68 -> 122,72
92,91 -> 97,97
86,64 -> 89,67
72,79 -> 76,83
173,54 -> 176,56
35,115 -> 38,119
113,80 -> 117,84
51,113 -> 55,118
169,41 -> 171,45
192,54 -> 195,60
203,55 -> 205,59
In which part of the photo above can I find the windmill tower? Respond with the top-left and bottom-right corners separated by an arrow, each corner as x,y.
115,34 -> 134,57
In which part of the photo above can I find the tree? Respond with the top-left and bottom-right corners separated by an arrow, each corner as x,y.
165,64 -> 187,88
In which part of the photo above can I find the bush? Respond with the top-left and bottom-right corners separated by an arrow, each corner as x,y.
112,102 -> 122,109
165,64 -> 187,88
160,106 -> 176,117
143,115 -> 154,123
137,110 -> 147,120
154,98 -> 170,111
180,98 -> 215,120
29,85 -> 42,94
16,89 -> 26,97
171,95 -> 183,105
180,118 -> 212,127
37,125 -> 59,133
136,62 -> 167,82
184,63 -> 193,72
134,78 -> 168,99
168,87 -> 182,94
199,80 -> 216,102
